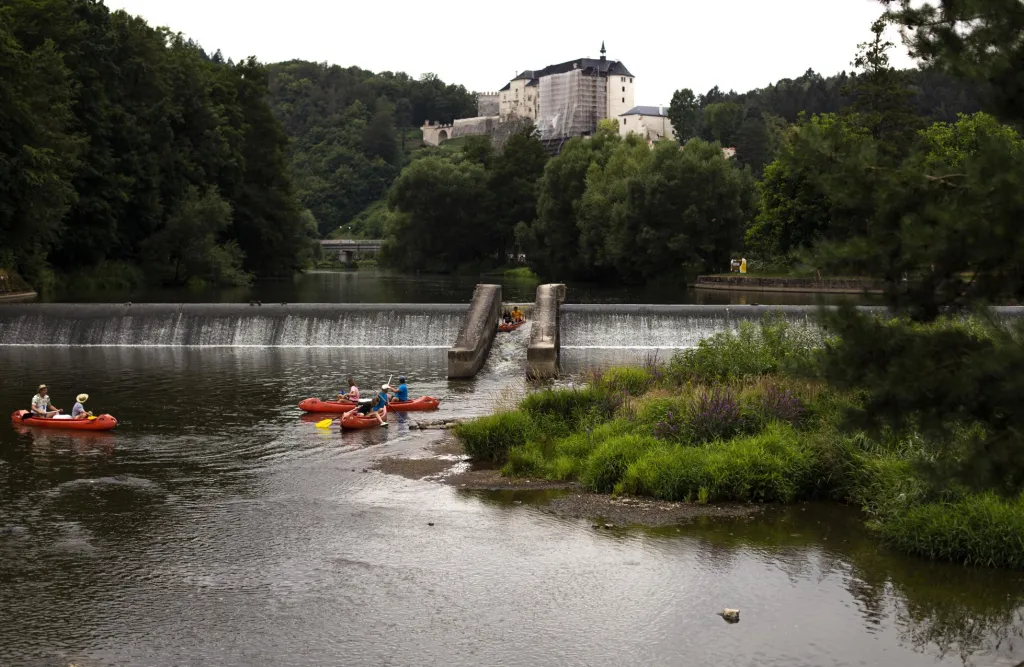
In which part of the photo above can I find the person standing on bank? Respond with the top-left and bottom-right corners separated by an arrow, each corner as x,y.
31,384 -> 60,418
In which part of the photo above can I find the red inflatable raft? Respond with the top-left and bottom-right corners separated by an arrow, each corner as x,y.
299,396 -> 440,413
11,410 -> 118,431
498,320 -> 526,332
340,409 -> 388,429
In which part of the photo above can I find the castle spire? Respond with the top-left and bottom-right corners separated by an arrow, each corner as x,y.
600,41 -> 606,61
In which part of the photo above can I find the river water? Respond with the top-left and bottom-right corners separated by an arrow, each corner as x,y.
44,269 -> 875,306
2,275 -> 1022,666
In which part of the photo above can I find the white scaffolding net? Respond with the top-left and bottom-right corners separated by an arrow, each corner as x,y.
537,69 -> 606,141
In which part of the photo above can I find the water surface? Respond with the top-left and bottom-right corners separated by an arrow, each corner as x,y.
1,342 -> 1022,666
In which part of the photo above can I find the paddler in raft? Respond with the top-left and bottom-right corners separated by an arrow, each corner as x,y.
30,384 -> 61,419
511,306 -> 525,323
338,376 -> 359,402
71,393 -> 94,420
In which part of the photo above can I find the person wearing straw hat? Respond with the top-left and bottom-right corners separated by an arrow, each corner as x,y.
31,384 -> 61,418
71,393 -> 93,420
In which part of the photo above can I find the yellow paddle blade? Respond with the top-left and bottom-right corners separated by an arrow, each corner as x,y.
315,418 -> 334,428
87,416 -> 97,421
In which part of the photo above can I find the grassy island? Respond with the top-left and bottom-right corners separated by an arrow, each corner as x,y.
454,316 -> 1024,570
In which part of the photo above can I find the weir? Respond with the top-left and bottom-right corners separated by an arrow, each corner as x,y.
0,303 -> 467,347
3,302 -> 1023,351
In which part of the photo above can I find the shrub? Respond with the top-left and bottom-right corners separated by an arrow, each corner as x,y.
874,493 -> 1024,569
746,383 -> 804,428
580,435 -> 665,493
686,386 -> 743,443
454,410 -> 536,464
601,367 -> 654,396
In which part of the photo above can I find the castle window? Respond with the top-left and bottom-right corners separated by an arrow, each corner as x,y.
622,118 -> 626,125
622,86 -> 625,92
622,97 -> 625,103
630,78 -> 633,83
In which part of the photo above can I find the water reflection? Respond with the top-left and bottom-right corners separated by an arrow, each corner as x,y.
40,269 -> 878,306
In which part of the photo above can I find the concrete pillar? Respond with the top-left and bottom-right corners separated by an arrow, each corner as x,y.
448,284 -> 502,378
526,283 -> 567,378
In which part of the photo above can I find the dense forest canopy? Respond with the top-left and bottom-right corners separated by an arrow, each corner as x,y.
265,61 -> 476,237
1,0 -> 314,291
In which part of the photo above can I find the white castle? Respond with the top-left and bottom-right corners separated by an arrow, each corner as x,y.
422,43 -> 675,149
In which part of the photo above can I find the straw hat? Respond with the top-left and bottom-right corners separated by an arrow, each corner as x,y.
38,384 -> 47,391
381,384 -> 390,391
76,393 -> 89,403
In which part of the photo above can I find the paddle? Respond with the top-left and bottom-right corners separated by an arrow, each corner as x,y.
315,375 -> 392,428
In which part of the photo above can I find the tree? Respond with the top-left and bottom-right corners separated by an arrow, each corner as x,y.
362,103 -> 399,165
572,137 -> 757,282
625,139 -> 755,278
488,124 -> 547,262
0,9 -> 77,286
841,17 -> 924,160
382,156 -> 490,272
798,11 -> 1024,494
517,132 -> 622,279
882,0 -> 1024,124
141,187 -> 249,286
701,102 -> 745,145
668,88 -> 700,141
223,57 -> 308,276
746,113 -> 866,262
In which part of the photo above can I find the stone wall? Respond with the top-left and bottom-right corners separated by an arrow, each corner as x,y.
448,284 -> 502,378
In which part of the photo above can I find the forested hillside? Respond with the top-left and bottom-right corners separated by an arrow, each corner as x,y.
266,61 -> 476,237
669,64 -> 984,176
1,0 -> 312,291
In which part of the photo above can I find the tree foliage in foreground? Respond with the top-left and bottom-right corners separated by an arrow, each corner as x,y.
808,2 -> 1024,495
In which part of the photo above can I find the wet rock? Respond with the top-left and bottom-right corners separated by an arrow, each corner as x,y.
427,522 -> 435,526
361,469 -> 368,473
603,523 -> 615,529
717,608 -> 740,623
512,500 -> 522,505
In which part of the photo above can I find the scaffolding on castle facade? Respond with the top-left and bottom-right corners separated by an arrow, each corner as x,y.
537,68 -> 606,142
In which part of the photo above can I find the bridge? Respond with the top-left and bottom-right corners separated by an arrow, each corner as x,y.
320,239 -> 382,262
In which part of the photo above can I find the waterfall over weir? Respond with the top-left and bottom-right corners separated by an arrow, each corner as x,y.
0,303 -> 468,348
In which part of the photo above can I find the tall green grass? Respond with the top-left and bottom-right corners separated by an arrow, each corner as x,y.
453,411 -> 536,464
667,315 -> 819,384
875,493 -> 1024,568
617,422 -> 816,502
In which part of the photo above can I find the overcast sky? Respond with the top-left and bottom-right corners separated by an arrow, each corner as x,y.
107,0 -> 915,106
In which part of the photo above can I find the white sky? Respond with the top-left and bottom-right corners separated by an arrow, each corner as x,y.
106,0 -> 915,106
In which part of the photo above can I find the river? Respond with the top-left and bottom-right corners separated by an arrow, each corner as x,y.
1,273 -> 1021,667
43,268 -> 875,306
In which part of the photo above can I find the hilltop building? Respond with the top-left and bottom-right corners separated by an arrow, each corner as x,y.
618,105 -> 674,142
499,42 -> 634,141
422,43 -> 673,151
